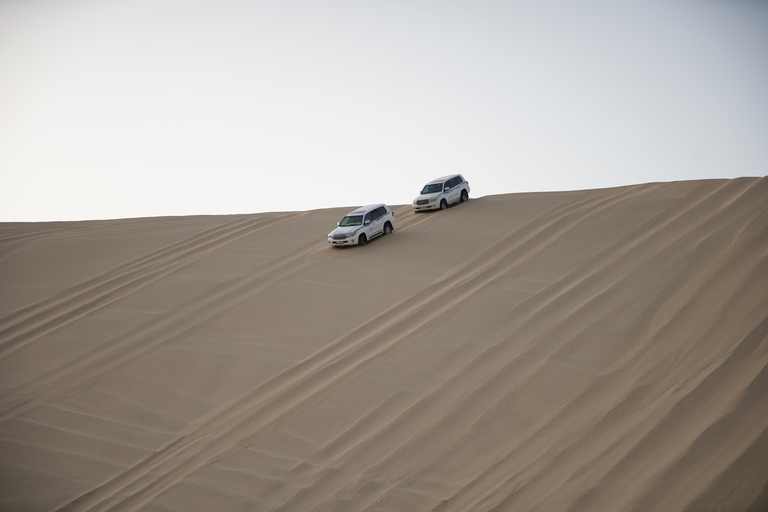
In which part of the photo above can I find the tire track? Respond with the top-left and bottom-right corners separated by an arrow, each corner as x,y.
52,186 -> 656,512
0,226 -> 320,422
264,179 -> 767,511
499,178 -> 760,334
36,178 -> 768,511
261,179 -> 767,512
431,183 -> 665,288
0,227 -> 74,246
0,213 -> 294,361
420,185 -> 768,512
0,215 -> 265,328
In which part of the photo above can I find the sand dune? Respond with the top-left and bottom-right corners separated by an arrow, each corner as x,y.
1,177 -> 767,512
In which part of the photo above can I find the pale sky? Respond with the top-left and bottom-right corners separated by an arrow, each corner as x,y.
1,0 -> 766,222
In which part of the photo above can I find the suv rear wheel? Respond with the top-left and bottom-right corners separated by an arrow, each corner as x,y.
384,222 -> 393,235
460,190 -> 468,203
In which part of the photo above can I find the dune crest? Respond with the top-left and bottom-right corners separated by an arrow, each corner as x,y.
1,178 -> 767,511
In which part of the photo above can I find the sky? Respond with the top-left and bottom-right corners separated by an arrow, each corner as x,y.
1,0 -> 766,222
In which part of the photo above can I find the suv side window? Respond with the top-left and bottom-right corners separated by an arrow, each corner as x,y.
450,177 -> 461,188
364,212 -> 373,223
377,206 -> 387,217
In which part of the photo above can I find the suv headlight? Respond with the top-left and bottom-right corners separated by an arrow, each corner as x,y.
429,198 -> 437,203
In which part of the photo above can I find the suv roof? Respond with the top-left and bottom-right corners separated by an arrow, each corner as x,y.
426,174 -> 463,184
347,204 -> 387,215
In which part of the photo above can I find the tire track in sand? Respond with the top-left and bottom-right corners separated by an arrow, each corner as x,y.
396,180 -> 768,512
240,179 -> 764,511
0,214 -> 294,361
0,220 -> 324,422
53,185 -> 652,512
262,181 -> 763,511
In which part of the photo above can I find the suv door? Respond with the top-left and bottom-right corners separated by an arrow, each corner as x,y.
445,177 -> 461,204
373,207 -> 387,236
366,209 -> 383,238
363,211 -> 374,239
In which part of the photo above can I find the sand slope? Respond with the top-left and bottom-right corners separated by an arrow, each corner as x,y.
1,178 -> 767,512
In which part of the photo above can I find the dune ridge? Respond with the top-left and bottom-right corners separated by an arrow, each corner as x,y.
1,178 -> 766,511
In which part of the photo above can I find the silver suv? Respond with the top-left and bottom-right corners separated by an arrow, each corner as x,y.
328,204 -> 396,246
412,174 -> 470,211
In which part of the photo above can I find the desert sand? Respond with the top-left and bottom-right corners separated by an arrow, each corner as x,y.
1,177 -> 767,512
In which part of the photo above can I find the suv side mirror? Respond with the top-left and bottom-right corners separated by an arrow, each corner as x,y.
364,220 -> 371,225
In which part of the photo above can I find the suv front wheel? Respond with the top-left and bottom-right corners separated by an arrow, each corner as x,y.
358,234 -> 367,246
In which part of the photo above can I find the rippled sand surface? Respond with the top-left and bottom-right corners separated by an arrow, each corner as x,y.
1,178 -> 767,511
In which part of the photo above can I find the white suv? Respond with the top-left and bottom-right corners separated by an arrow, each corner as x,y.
412,174 -> 470,211
328,204 -> 396,246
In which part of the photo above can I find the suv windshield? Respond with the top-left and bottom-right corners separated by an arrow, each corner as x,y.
421,183 -> 443,194
339,215 -> 363,227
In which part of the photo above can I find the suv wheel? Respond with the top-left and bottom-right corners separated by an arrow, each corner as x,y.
358,234 -> 367,246
440,199 -> 447,210
383,222 -> 392,236
460,190 -> 468,203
